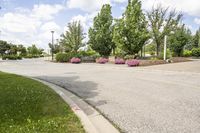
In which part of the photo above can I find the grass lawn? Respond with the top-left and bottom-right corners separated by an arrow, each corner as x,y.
0,72 -> 85,133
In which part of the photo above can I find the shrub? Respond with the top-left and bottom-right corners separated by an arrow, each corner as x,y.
115,58 -> 125,64
24,55 -> 33,58
124,55 -> 135,60
191,48 -> 200,57
2,55 -> 22,60
183,50 -> 192,57
79,50 -> 97,57
17,55 -> 22,60
126,59 -> 140,67
96,57 -> 109,64
56,53 -> 71,62
150,57 -> 160,61
70,57 -> 81,64
158,49 -> 172,59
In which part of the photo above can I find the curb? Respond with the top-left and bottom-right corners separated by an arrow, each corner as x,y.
34,78 -> 120,133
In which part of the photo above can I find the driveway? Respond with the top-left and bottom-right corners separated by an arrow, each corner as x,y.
1,58 -> 200,133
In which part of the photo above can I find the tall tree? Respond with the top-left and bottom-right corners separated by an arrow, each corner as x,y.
192,28 -> 200,48
18,45 -> 27,56
147,5 -> 183,56
27,45 -> 39,56
9,44 -> 18,55
88,4 -> 114,57
113,0 -> 149,56
60,21 -> 85,53
48,43 -> 60,54
0,40 -> 10,56
169,25 -> 191,57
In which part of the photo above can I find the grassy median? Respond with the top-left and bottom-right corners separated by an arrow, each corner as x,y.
0,72 -> 85,133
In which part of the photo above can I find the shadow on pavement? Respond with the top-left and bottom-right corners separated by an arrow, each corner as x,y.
35,75 -> 107,113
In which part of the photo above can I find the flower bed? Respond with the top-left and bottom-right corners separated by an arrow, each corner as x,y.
70,57 -> 81,64
115,58 -> 125,64
126,59 -> 140,67
96,57 -> 109,64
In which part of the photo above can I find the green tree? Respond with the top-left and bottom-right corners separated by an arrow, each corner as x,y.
48,43 -> 60,54
60,21 -> 85,53
113,0 -> 149,56
0,40 -> 10,56
27,45 -> 39,56
9,44 -> 18,55
192,28 -> 200,48
17,45 -> 27,56
88,4 -> 114,57
147,5 -> 183,56
169,25 -> 191,57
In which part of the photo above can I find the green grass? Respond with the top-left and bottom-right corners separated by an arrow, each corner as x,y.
0,72 -> 85,133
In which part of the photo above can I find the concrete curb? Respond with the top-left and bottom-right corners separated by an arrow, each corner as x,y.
34,78 -> 120,133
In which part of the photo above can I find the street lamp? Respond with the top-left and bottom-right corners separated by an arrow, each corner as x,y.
163,31 -> 174,61
51,30 -> 54,61
164,35 -> 167,61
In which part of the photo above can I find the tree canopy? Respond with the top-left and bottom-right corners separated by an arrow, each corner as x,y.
147,5 -> 183,56
88,4 -> 114,57
113,0 -> 149,56
60,21 -> 85,53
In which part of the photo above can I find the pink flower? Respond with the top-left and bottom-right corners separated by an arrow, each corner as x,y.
70,57 -> 81,64
96,57 -> 109,64
126,59 -> 140,67
115,58 -> 125,64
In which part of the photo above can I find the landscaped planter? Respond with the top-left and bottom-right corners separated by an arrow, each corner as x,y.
96,57 -> 109,64
115,58 -> 125,64
126,59 -> 140,67
70,57 -> 81,64
81,56 -> 96,63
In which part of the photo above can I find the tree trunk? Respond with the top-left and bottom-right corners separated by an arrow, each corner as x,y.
156,45 -> 160,56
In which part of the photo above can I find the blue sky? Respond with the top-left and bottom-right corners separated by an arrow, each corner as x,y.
0,0 -> 200,50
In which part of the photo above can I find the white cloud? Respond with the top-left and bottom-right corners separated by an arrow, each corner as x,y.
67,0 -> 110,12
112,0 -> 126,3
0,4 -> 64,50
41,21 -> 61,32
194,18 -> 200,25
31,4 -> 64,20
141,0 -> 200,17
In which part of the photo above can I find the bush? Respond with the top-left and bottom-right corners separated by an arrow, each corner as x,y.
126,59 -> 140,67
158,49 -> 172,59
183,50 -> 192,57
78,50 -> 97,57
124,55 -> 135,60
115,58 -> 125,64
56,53 -> 71,62
2,55 -> 22,60
96,57 -> 109,64
192,48 -> 200,57
24,55 -> 33,58
70,57 -> 81,64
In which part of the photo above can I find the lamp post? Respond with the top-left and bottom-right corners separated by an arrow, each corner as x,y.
164,35 -> 167,61
164,31 -> 174,61
51,31 -> 54,61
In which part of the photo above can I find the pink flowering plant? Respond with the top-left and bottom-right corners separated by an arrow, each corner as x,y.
70,57 -> 81,64
115,58 -> 125,64
96,57 -> 109,64
126,59 -> 140,67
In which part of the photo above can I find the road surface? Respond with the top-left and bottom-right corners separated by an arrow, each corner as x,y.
0,59 -> 200,133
